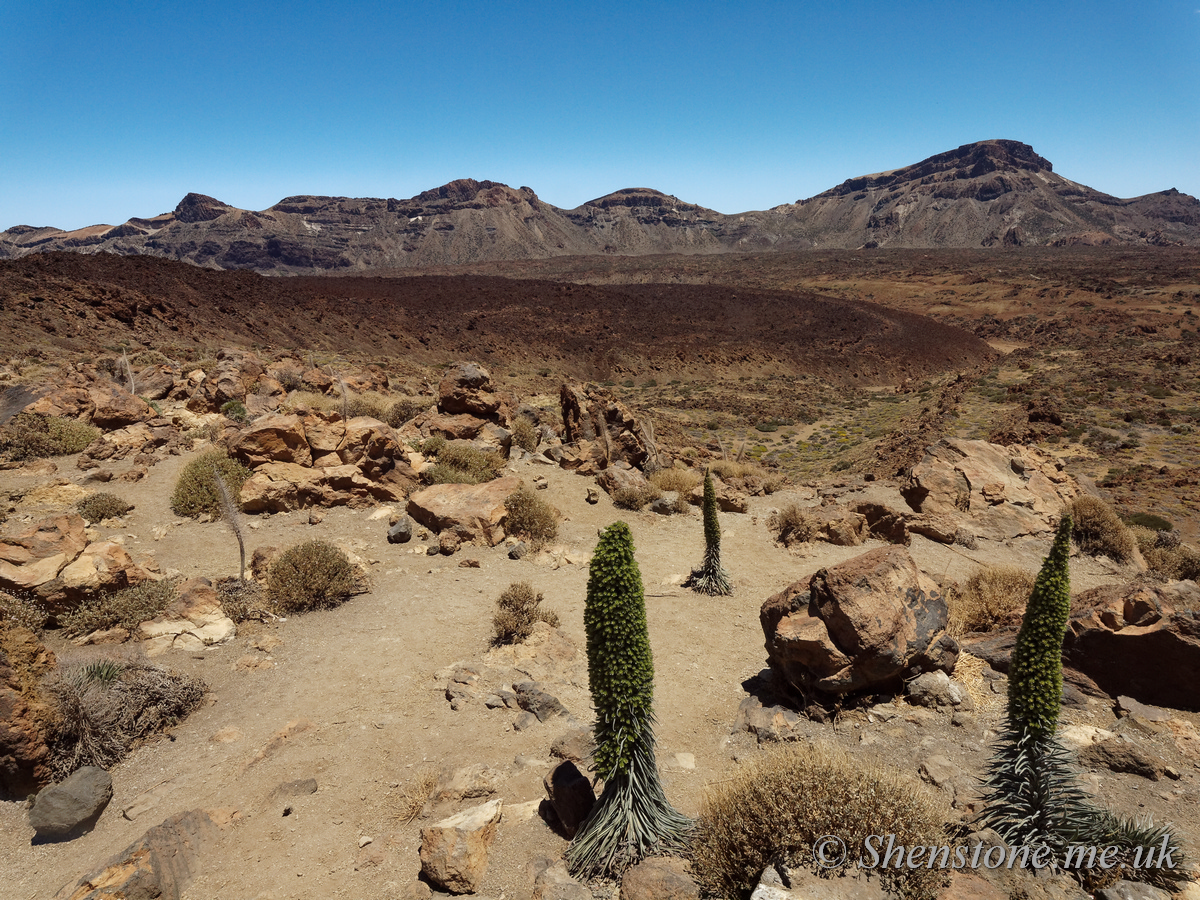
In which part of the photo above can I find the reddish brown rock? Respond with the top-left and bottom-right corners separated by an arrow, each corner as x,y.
560,383 -> 652,469
763,546 -> 958,699
227,413 -> 313,467
437,362 -> 514,424
59,540 -> 155,601
0,625 -> 56,798
419,799 -> 502,894
86,382 -> 154,429
688,475 -> 749,513
596,461 -> 653,497
407,476 -> 523,546
621,857 -> 700,900
23,386 -> 94,421
0,514 -> 88,595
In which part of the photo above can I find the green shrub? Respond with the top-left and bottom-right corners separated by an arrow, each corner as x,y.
419,434 -> 446,456
491,581 -> 560,646
386,397 -> 428,428
220,400 -> 248,422
345,392 -> 391,420
76,492 -> 133,524
947,565 -> 1036,636
504,486 -> 558,549
693,743 -> 951,900
1125,512 -> 1173,532
422,441 -> 504,485
60,578 -> 180,638
170,451 -> 252,518
0,412 -> 99,461
266,541 -> 362,613
1070,495 -> 1136,563
611,483 -> 661,511
510,415 -> 539,452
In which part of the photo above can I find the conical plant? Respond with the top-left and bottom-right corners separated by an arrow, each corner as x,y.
686,469 -> 732,596
565,522 -> 692,880
979,516 -> 1188,890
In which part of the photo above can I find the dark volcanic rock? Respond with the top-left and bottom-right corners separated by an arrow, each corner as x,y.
29,766 -> 113,841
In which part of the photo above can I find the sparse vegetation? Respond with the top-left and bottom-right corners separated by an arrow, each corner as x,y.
422,441 -> 505,485
611,483 -> 661,511
0,590 -> 46,633
44,658 -> 206,780
60,578 -> 180,638
220,399 -> 249,422
490,581 -> 560,646
1133,526 -> 1200,582
648,467 -> 702,495
767,501 -> 815,546
346,391 -> 391,420
392,767 -> 439,824
75,492 -> 133,524
266,540 -> 362,613
386,396 -> 427,428
947,565 -> 1036,635
419,434 -> 447,456
503,486 -> 558,549
510,415 -> 539,451
170,450 -> 252,519
1070,495 -> 1136,563
0,412 -> 99,461
215,578 -> 271,623
692,743 -> 951,900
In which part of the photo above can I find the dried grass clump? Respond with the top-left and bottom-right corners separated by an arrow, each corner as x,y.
266,540 -> 363,613
392,767 -> 439,824
504,486 -> 558,549
274,367 -> 304,391
280,390 -> 339,414
345,391 -> 391,420
60,579 -> 180,638
693,743 -> 951,900
947,565 -> 1036,636
0,412 -> 99,461
76,492 -> 133,524
1132,526 -> 1200,582
44,658 -> 206,780
491,581 -> 560,646
216,578 -> 272,623
1070,495 -> 1136,564
709,459 -> 786,493
768,502 -> 815,546
170,451 -> 252,519
612,483 -> 662,511
510,415 -> 539,452
649,467 -> 702,494
386,396 -> 428,428
423,441 -> 505,485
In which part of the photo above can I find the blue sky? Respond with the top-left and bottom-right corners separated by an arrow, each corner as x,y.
3,1 -> 1198,230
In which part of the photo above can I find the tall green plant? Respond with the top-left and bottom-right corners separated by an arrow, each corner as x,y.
565,522 -> 692,879
980,516 -> 1188,890
686,469 -> 732,596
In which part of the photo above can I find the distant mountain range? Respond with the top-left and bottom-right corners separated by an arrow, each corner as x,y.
4,140 -> 1198,273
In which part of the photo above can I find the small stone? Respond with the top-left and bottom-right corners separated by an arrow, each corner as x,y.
359,835 -> 372,848
388,516 -> 414,544
308,511 -> 324,525
585,488 -> 599,504
458,558 -> 481,568
622,856 -> 700,900
28,766 -> 113,842
509,541 -> 528,560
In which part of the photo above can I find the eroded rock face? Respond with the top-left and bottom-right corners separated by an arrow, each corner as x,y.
438,363 -> 514,422
406,476 -> 523,546
0,514 -> 89,596
560,384 -> 653,470
0,626 -> 56,798
419,798 -> 503,894
762,546 -> 958,700
227,413 -> 313,467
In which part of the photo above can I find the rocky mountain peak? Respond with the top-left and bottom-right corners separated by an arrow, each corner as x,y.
173,193 -> 233,223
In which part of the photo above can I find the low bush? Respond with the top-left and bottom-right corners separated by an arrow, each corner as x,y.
947,565 -> 1036,635
1070,496 -> 1137,564
76,492 -> 133,524
386,396 -> 428,428
1135,526 -> 1200,582
215,578 -> 272,623
0,590 -> 46,633
709,458 -> 787,493
45,659 -> 206,780
60,579 -> 179,638
649,467 -> 702,495
768,502 -> 815,546
419,435 -> 446,456
422,441 -> 504,485
220,400 -> 249,422
280,390 -> 338,414
510,415 -> 539,452
692,742 -> 951,900
170,451 -> 252,519
0,412 -> 99,461
1125,512 -> 1174,532
491,581 -> 560,646
266,541 -> 362,613
611,483 -> 661,511
274,367 -> 304,391
504,486 -> 558,549
345,391 -> 391,420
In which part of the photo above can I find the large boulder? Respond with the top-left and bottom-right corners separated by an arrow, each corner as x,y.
86,382 -> 155,430
596,461 -> 653,497
560,384 -> 654,469
407,476 -> 523,546
58,540 -> 156,603
688,474 -> 749,513
0,626 -> 56,798
0,514 -> 89,595
139,578 -> 237,657
419,798 -> 503,894
901,439 -> 1077,541
185,349 -> 265,412
28,766 -> 113,842
239,462 -> 410,513
227,413 -> 313,467
761,546 -> 959,700
438,362 -> 514,423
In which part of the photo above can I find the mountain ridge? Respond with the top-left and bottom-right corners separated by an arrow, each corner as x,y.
4,140 -> 1198,272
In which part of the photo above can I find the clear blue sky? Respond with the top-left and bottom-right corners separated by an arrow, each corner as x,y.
3,1 -> 1198,230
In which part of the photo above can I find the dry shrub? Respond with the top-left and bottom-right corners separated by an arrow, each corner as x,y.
510,415 -> 539,452
649,467 -> 702,494
170,450 -> 252,519
0,412 -> 99,461
611,483 -> 662,511
419,434 -> 446,456
392,767 -> 439,824
281,390 -> 338,413
422,441 -> 504,485
386,396 -> 428,428
491,581 -> 560,646
266,541 -> 363,613
345,391 -> 391,420
709,459 -> 786,493
693,742 -> 951,900
947,565 -> 1036,635
216,578 -> 272,623
504,486 -> 558,549
76,492 -> 133,524
44,658 -> 206,780
1131,525 -> 1200,582
0,590 -> 47,633
768,502 -> 815,546
1070,495 -> 1136,564
274,367 -> 304,391
60,579 -> 179,638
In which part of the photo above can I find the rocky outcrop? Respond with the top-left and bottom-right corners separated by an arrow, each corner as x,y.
185,349 -> 265,413
560,384 -> 654,470
419,799 -> 503,894
438,362 -> 515,425
406,476 -> 523,546
138,578 -> 236,657
0,625 -> 56,798
761,546 -> 958,701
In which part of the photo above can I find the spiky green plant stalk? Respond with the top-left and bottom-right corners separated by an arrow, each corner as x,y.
565,522 -> 692,879
687,470 -> 732,596
980,516 -> 1188,889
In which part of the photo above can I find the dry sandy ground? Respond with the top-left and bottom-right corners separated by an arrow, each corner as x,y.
1,448 -> 1195,900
